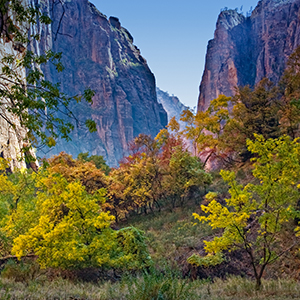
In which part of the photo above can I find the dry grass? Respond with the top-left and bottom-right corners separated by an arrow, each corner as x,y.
1,276 -> 300,300
0,277 -> 125,300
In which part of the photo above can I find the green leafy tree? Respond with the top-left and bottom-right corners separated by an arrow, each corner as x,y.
162,145 -> 212,208
181,80 -> 281,166
188,135 -> 300,289
0,159 -> 38,256
223,78 -> 280,161
77,152 -> 111,175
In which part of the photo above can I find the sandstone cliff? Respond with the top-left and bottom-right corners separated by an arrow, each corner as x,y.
0,26 -> 32,170
34,0 -> 167,166
198,0 -> 300,111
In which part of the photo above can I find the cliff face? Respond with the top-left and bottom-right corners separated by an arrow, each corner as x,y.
35,0 -> 167,166
156,88 -> 188,129
0,37 -> 30,170
198,0 -> 300,111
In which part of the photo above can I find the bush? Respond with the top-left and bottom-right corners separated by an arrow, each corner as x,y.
123,268 -> 198,300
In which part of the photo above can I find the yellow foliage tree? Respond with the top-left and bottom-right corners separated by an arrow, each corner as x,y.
47,152 -> 108,194
180,95 -> 231,165
189,135 -> 300,289
0,159 -> 151,270
0,160 -> 38,256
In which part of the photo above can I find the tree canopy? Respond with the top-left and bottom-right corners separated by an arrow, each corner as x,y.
0,158 -> 152,270
188,135 -> 300,289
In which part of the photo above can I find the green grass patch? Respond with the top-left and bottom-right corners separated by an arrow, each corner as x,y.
120,205 -> 213,268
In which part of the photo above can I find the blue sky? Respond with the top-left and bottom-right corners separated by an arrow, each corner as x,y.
92,1 -> 259,108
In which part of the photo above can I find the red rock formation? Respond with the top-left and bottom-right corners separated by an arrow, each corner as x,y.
198,0 -> 300,111
35,0 -> 167,166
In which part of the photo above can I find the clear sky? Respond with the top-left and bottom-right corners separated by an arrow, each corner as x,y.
91,1 -> 259,108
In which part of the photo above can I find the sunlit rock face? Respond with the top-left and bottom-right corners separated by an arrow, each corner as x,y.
34,0 -> 167,166
198,0 -> 300,111
0,35 -> 30,170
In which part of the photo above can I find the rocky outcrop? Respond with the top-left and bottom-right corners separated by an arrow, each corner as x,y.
156,88 -> 188,129
198,0 -> 300,111
34,0 -> 167,166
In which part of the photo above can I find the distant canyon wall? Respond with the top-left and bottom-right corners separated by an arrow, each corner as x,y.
33,0 -> 167,166
198,0 -> 300,111
156,88 -> 188,129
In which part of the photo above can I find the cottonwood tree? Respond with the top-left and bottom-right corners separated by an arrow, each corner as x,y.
0,159 -> 151,270
188,135 -> 300,289
180,95 -> 232,166
180,80 -> 281,166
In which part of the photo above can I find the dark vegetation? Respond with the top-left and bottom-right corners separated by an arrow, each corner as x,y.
2,1 -> 300,299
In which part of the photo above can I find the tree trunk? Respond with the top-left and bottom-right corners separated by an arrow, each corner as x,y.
255,276 -> 262,290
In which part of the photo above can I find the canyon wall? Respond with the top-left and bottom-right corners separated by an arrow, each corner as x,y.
198,0 -> 300,111
156,88 -> 188,129
34,0 -> 167,166
0,39 -> 27,170
0,14 -> 33,170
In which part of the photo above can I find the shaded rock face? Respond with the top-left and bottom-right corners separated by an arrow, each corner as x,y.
198,0 -> 300,111
156,88 -> 188,129
35,0 -> 167,166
